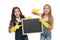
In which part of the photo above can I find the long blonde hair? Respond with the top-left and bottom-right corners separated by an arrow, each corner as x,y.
42,4 -> 53,26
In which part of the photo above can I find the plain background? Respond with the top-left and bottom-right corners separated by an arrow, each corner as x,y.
0,0 -> 60,40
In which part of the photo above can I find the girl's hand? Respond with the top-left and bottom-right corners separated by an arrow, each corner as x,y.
8,27 -> 12,33
32,8 -> 40,15
9,29 -> 11,33
48,26 -> 52,32
48,26 -> 53,30
27,16 -> 32,19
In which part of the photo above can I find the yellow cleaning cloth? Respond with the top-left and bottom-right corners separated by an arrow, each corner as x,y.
39,18 -> 49,28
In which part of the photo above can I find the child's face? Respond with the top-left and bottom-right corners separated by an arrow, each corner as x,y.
14,9 -> 20,18
44,6 -> 50,15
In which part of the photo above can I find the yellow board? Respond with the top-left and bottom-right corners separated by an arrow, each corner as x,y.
32,8 -> 39,15
39,18 -> 49,28
10,23 -> 20,32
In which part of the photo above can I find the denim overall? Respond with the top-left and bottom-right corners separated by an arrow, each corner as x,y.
40,21 -> 51,40
15,22 -> 28,40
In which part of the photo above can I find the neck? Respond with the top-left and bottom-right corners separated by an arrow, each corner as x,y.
45,14 -> 48,16
16,17 -> 21,22
16,17 -> 20,19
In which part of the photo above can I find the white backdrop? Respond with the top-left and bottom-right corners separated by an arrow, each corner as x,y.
0,0 -> 60,40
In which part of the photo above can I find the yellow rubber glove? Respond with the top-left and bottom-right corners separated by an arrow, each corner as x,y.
15,23 -> 20,29
10,27 -> 16,32
32,8 -> 40,15
27,16 -> 32,20
10,23 -> 20,32
39,18 -> 49,28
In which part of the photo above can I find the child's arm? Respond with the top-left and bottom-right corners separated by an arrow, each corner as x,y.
32,9 -> 49,28
39,18 -> 49,28
9,23 -> 20,32
32,8 -> 41,15
32,11 -> 49,28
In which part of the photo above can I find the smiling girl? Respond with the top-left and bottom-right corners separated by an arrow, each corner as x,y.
40,4 -> 53,40
32,4 -> 53,40
9,7 -> 28,40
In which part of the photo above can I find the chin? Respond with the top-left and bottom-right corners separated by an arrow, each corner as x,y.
45,13 -> 48,15
45,12 -> 48,14
16,17 -> 19,18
